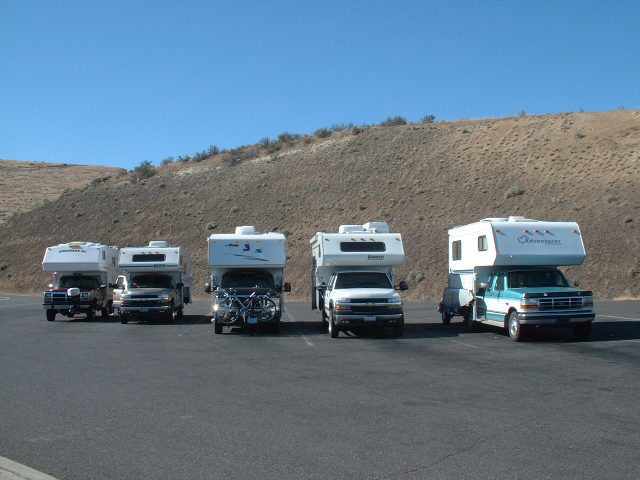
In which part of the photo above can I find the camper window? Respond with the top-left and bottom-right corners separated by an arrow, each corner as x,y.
452,241 -> 462,260
478,235 -> 488,251
339,242 -> 386,252
132,254 -> 166,262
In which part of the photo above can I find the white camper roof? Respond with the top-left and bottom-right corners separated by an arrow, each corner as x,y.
118,241 -> 191,272
311,223 -> 404,267
448,217 -> 586,270
208,227 -> 287,268
42,242 -> 118,272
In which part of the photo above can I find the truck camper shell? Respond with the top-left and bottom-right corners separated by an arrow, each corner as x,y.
42,242 -> 118,272
448,216 -> 586,271
119,241 -> 191,272
311,222 -> 405,268
208,226 -> 287,269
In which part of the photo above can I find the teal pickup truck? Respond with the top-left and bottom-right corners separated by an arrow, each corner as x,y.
439,217 -> 595,341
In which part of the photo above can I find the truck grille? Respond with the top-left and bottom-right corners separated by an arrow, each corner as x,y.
538,297 -> 583,310
46,292 -> 84,305
350,305 -> 392,314
350,298 -> 389,303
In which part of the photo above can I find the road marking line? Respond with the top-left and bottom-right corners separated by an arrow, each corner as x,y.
284,306 -> 315,346
178,325 -> 197,337
0,455 -> 60,480
0,302 -> 43,308
0,296 -> 10,301
598,314 -> 640,321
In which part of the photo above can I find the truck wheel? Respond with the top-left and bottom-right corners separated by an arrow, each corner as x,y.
572,322 -> 592,341
177,307 -> 184,321
321,308 -> 328,330
86,309 -> 95,321
507,311 -> 524,342
465,313 -> 476,330
441,310 -> 452,325
214,320 -> 223,334
119,310 -> 128,324
46,310 -> 56,322
393,318 -> 404,337
328,310 -> 340,338
101,307 -> 109,317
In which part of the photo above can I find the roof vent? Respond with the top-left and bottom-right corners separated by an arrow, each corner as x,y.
148,241 -> 170,248
339,225 -> 364,234
362,222 -> 389,233
235,226 -> 257,235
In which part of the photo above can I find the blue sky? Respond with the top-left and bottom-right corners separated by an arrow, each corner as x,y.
1,0 -> 639,169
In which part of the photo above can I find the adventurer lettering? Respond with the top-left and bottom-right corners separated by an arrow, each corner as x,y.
517,235 -> 561,245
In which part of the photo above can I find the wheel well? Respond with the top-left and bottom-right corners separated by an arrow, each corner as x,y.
505,308 -> 517,328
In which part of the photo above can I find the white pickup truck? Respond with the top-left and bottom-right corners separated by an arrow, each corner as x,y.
310,222 -> 408,338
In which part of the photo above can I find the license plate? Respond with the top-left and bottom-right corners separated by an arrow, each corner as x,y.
140,307 -> 149,313
364,315 -> 376,322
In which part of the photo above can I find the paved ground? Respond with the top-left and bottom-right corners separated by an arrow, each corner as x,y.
1,295 -> 639,480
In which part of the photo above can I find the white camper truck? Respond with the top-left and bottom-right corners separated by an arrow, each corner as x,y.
42,242 -> 119,321
310,222 -> 408,338
112,241 -> 192,324
439,216 -> 595,341
205,226 -> 290,334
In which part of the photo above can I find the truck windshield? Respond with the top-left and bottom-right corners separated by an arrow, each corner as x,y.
334,272 -> 392,289
57,277 -> 99,289
221,271 -> 276,289
507,270 -> 569,288
130,275 -> 172,288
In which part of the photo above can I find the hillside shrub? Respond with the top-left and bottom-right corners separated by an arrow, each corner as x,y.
380,116 -> 407,126
206,222 -> 219,230
314,128 -> 332,138
421,114 -> 436,123
160,157 -> 174,166
133,160 -> 156,180
505,186 -> 525,198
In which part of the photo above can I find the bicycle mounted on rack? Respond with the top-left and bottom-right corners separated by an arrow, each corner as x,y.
212,286 -> 279,333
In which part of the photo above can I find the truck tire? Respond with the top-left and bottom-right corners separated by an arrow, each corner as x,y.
86,308 -> 95,321
393,318 -> 404,337
101,306 -> 109,317
177,307 -> 184,321
441,310 -> 452,325
46,310 -> 56,322
328,310 -> 340,338
321,307 -> 328,330
572,322 -> 592,341
464,313 -> 476,330
119,310 -> 128,324
507,310 -> 524,342
214,320 -> 223,334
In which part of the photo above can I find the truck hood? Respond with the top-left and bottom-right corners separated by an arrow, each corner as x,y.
332,288 -> 397,299
47,288 -> 94,292
124,288 -> 173,295
513,287 -> 591,297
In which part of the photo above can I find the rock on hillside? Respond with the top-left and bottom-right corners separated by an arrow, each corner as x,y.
0,160 -> 125,224
0,110 -> 639,300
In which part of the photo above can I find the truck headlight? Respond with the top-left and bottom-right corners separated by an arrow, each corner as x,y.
583,296 -> 593,308
81,292 -> 90,299
334,298 -> 350,311
520,298 -> 539,309
44,292 -> 52,298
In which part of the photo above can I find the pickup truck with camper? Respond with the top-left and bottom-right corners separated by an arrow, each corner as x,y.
310,222 -> 409,338
112,241 -> 192,324
205,226 -> 291,334
42,242 -> 119,321
438,216 -> 595,341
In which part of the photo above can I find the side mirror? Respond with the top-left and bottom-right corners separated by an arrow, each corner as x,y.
99,284 -> 107,289
176,282 -> 184,289
317,282 -> 327,291
283,282 -> 291,293
395,281 -> 409,291
479,282 -> 489,289
574,280 -> 580,287
204,283 -> 212,293
108,283 -> 118,289
48,283 -> 54,288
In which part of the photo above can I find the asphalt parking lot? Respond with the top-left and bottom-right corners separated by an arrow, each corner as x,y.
1,295 -> 639,480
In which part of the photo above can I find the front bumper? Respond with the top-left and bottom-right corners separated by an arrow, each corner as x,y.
213,305 -> 281,325
120,305 -> 172,315
518,311 -> 595,325
335,313 -> 403,326
43,302 -> 91,311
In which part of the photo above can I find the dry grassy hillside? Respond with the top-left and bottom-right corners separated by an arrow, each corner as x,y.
0,110 -> 639,301
0,160 -> 124,223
